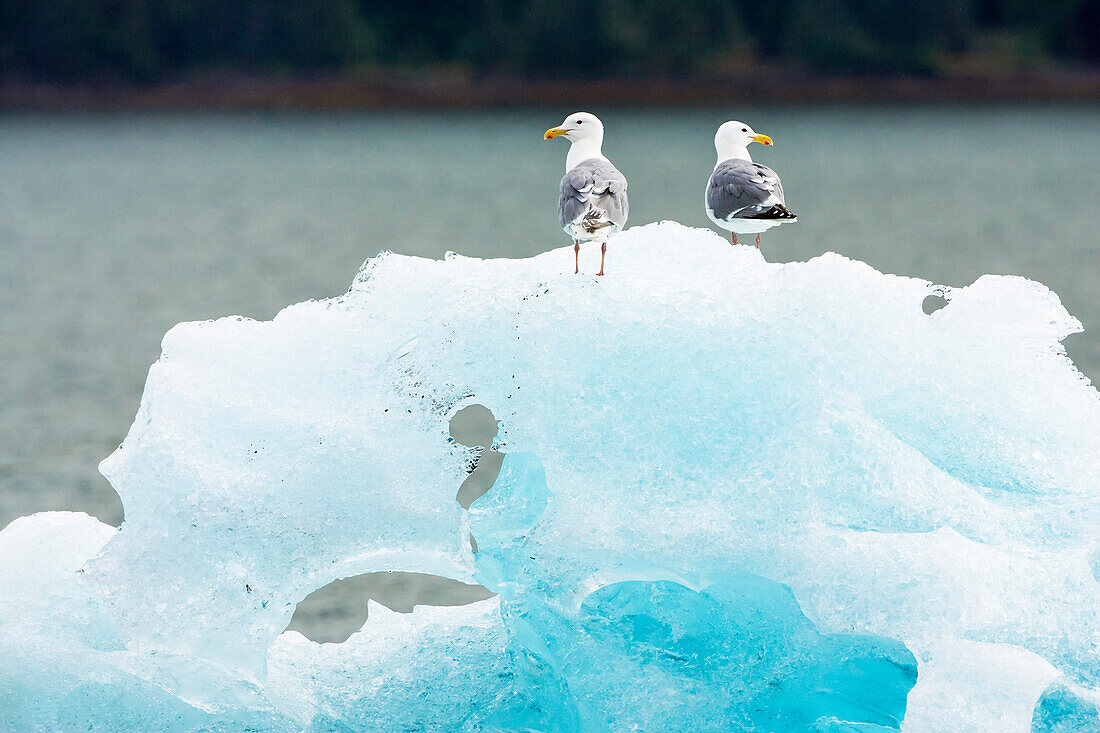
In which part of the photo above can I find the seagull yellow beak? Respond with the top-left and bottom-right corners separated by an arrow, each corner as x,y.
751,134 -> 773,146
544,127 -> 569,140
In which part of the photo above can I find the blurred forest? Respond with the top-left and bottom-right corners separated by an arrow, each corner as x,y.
2,0 -> 1098,82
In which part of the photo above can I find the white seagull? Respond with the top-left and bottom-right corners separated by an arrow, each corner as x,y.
544,112 -> 628,276
705,121 -> 796,248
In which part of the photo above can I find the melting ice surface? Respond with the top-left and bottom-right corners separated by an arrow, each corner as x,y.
2,222 -> 1100,731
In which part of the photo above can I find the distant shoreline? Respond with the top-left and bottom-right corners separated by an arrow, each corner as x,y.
4,70 -> 1100,110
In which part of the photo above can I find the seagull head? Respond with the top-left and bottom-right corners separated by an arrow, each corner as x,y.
716,120 -> 773,151
544,112 -> 604,144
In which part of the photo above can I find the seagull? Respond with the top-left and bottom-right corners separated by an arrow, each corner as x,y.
544,112 -> 628,276
705,121 -> 796,248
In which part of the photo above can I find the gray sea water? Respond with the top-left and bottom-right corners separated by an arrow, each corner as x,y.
1,106 -> 1098,639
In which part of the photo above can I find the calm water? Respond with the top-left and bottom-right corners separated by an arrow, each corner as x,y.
2,107 -> 1098,637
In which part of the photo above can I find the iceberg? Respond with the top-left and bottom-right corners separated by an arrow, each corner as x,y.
2,222 -> 1099,731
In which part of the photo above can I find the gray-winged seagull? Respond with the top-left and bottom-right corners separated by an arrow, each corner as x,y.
544,112 -> 628,276
705,121 -> 796,248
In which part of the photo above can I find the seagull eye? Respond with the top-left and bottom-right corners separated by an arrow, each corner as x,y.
576,120 -> 583,125
741,127 -> 748,132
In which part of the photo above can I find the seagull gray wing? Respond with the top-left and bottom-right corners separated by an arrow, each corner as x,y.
559,158 -> 629,234
706,159 -> 795,221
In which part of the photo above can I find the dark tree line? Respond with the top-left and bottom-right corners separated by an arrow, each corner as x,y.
1,0 -> 1097,82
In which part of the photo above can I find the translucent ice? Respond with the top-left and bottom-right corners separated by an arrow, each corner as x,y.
2,222 -> 1098,731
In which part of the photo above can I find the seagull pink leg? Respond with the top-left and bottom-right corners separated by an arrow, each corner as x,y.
756,234 -> 761,248
731,232 -> 738,246
574,240 -> 580,274
597,243 -> 606,276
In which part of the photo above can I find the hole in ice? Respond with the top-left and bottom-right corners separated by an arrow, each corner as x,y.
450,404 -> 505,509
449,404 -> 498,448
285,403 -> 505,644
286,572 -> 496,643
458,451 -> 505,510
923,293 -> 949,315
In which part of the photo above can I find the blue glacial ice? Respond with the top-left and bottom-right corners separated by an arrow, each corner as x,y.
2,222 -> 1099,731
